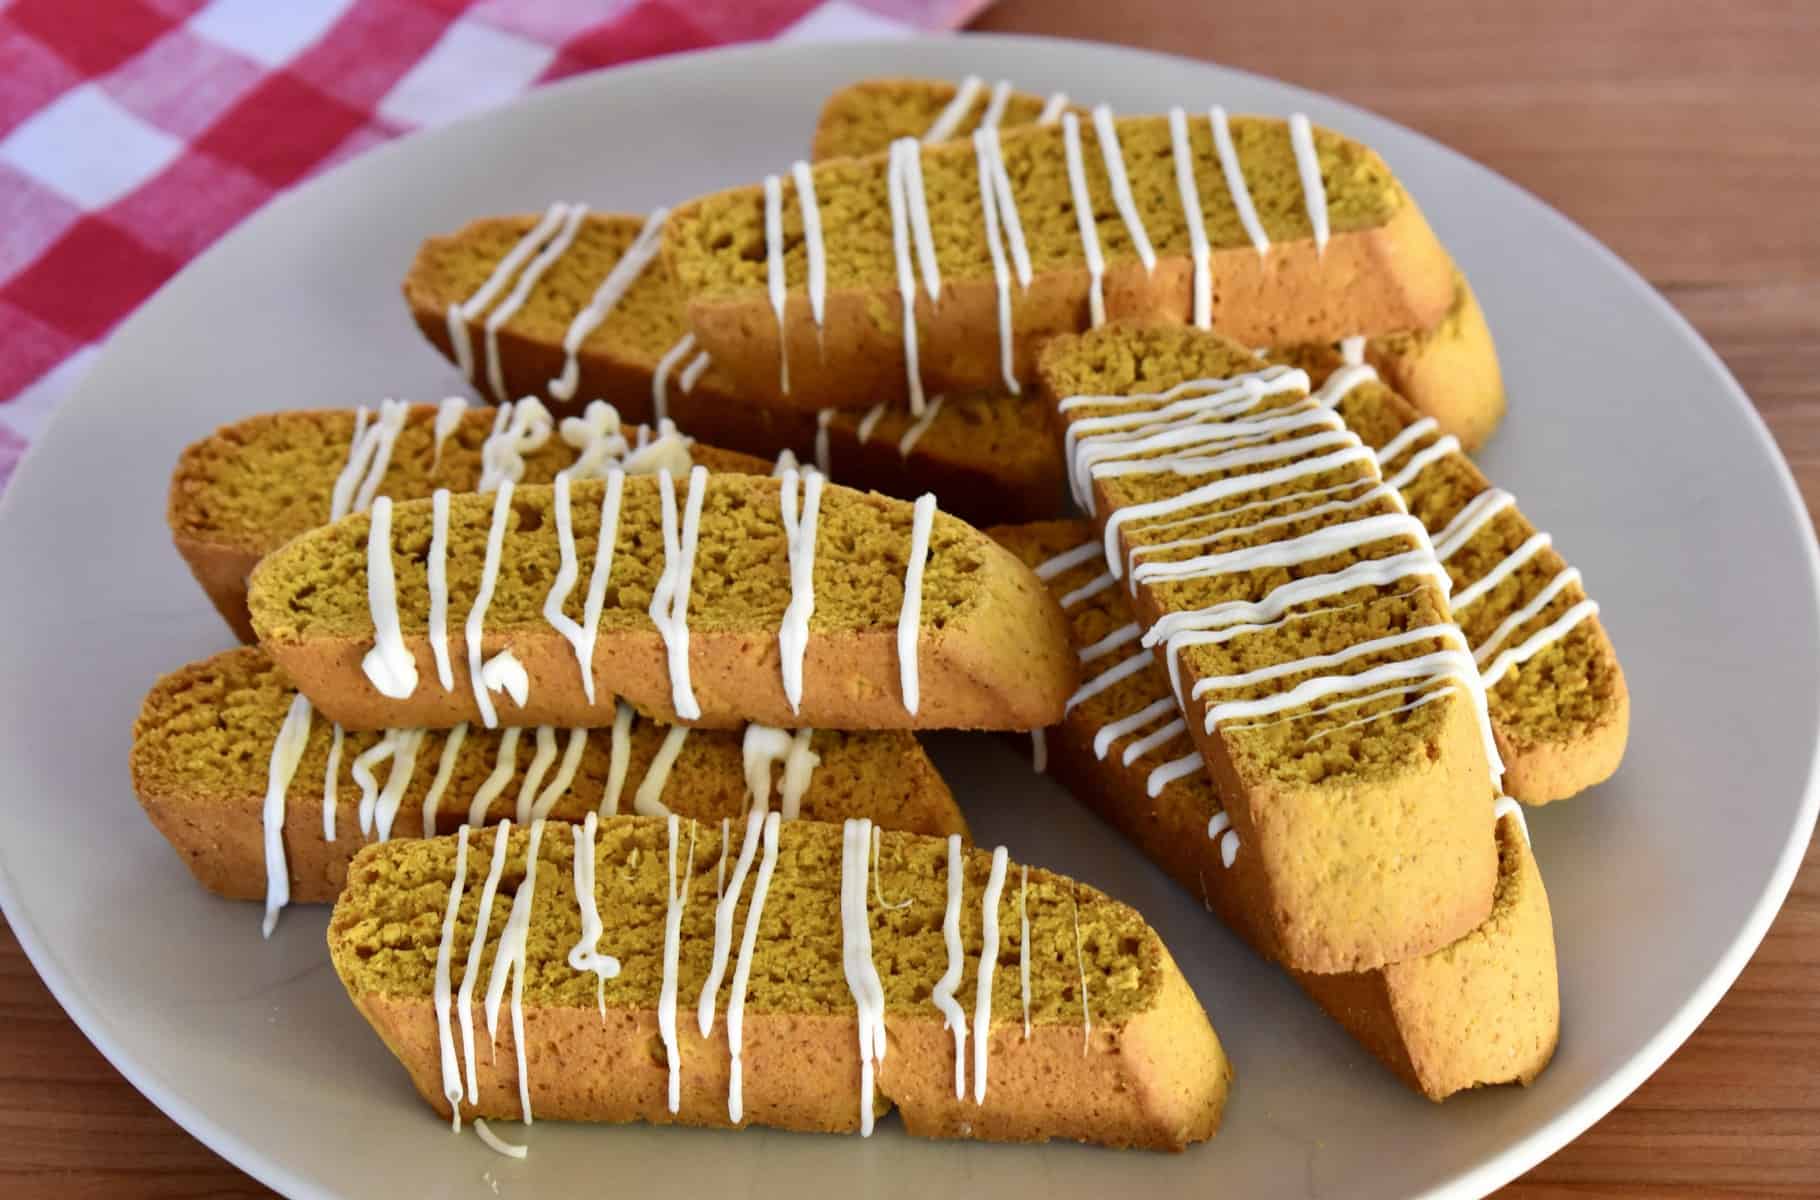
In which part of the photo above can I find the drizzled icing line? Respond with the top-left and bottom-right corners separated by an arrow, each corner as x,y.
361,496 -> 419,700
550,208 -> 668,401
1288,114 -> 1331,255
1167,108 -> 1212,330
651,333 -> 697,425
931,834 -> 969,1099
924,75 -> 983,142
897,494 -> 938,714
1061,113 -> 1108,328
259,695 -> 312,938
790,160 -> 827,334
726,811 -> 782,1123
778,469 -> 824,713
839,819 -> 890,1135
649,466 -> 708,721
973,125 -> 1032,395
484,203 -> 587,403
972,845 -> 1009,1105
763,175 -> 790,394
1209,105 -> 1269,255
658,815 -> 698,1113
543,471 -> 624,706
886,139 -> 933,416
483,817 -> 547,1127
697,807 -> 766,1038
1091,104 -> 1156,273
432,826 -> 471,1129
447,203 -> 570,389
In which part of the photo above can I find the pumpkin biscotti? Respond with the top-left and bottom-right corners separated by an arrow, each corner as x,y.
248,471 -> 1077,733
330,816 -> 1229,1148
664,110 -> 1455,412
997,520 -> 1557,1100
1037,323 -> 1500,973
809,76 -> 1505,449
131,646 -> 965,908
403,210 -> 1064,525
171,398 -> 763,641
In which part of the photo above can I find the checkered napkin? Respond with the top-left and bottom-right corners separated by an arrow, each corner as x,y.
0,0 -> 987,493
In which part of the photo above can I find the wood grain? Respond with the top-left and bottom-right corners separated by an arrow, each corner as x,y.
3,1 -> 1816,1195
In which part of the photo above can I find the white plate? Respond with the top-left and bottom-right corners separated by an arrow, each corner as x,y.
0,33 -> 1813,1200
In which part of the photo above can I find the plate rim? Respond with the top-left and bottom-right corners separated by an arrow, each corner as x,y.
2,30 -> 1815,1200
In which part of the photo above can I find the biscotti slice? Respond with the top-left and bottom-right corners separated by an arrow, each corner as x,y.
810,77 -> 1505,448
249,471 -> 1076,733
172,398 -> 765,641
1038,323 -> 1499,973
1275,345 -> 1628,803
665,109 -> 1454,412
330,815 -> 1229,1148
404,210 -> 1065,526
996,519 -> 1557,1099
131,646 -> 964,924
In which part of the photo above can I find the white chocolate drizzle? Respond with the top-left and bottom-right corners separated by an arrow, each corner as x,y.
1070,888 -> 1092,1055
479,649 -> 529,711
763,174 -> 790,394
432,825 -> 471,1129
651,333 -> 696,425
1210,105 -> 1269,255
484,817 -> 546,1126
599,702 -> 635,816
328,405 -> 371,523
1018,864 -> 1032,1038
1037,92 -> 1068,124
458,821 -> 512,1103
634,726 -> 690,817
550,207 -> 668,400
420,722 -> 466,837
1337,335 -> 1367,366
526,727 -> 587,823
259,694 -> 312,937
897,494 -> 938,714
477,397 -> 554,492
484,203 -> 587,402
543,470 -> 623,706
980,79 -> 1013,129
790,160 -> 827,333
1288,114 -> 1331,255
1034,538 -> 1102,580
697,806 -> 766,1037
1060,113 -> 1108,327
924,75 -> 983,142
678,351 -> 712,394
971,844 -> 1010,1104
428,488 -> 455,690
1091,104 -> 1156,273
814,408 -> 835,476
886,138 -> 936,416
467,727 -> 521,826
1205,810 -> 1240,868
472,1119 -> 526,1160
896,394 -> 944,457
855,403 -> 887,444
973,126 -> 1033,394
322,723 -> 344,842
658,814 -> 698,1113
839,819 -> 889,1135
726,810 -> 781,1122
1167,107 -> 1212,329
649,466 -> 708,721
778,468 -> 824,713
447,203 -> 571,387
360,496 -> 419,699
930,834 -> 969,1099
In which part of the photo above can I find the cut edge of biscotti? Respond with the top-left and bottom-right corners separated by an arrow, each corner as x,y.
665,106 -> 1457,412
400,209 -> 1067,525
329,815 -> 1230,1149
130,644 -> 968,912
993,518 -> 1558,1099
248,472 -> 1078,734
805,75 -> 1504,448
1035,323 -> 1501,972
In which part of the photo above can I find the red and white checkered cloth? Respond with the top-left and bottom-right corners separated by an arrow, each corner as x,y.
0,0 -> 987,492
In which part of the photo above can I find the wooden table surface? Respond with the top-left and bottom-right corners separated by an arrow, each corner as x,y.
4,2 -> 1816,1196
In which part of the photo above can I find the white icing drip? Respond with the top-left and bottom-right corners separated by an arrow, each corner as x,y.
678,351 -> 712,393
1091,105 -> 1156,273
1454,531 -> 1553,611
478,397 -> 555,492
480,649 -> 529,710
420,722 -> 466,837
1147,752 -> 1203,797
1029,728 -> 1047,773
815,408 -> 834,477
427,489 -> 455,690
1288,114 -> 1331,255
1018,865 -> 1031,1038
886,139 -> 937,416
980,79 -> 1013,129
361,497 -> 419,699
1383,433 -> 1462,492
1481,599 -> 1600,688
351,730 -> 399,836
528,727 -> 587,823
433,825 -> 471,1128
898,140 -> 940,301
856,403 -> 887,443
450,203 -> 570,387
544,470 -> 623,706
564,815 -> 622,1012
778,728 -> 819,820
649,466 -> 708,721
930,834 -> 969,1099
472,1119 -> 527,1159
372,729 -> 425,842
635,726 -> 690,816
839,819 -> 889,1135
650,333 -> 696,425
697,806 -> 766,1038
1035,539 -> 1101,581
1070,888 -> 1092,1055
897,494 -> 937,714
458,821 -> 511,1103
550,207 -> 668,400
771,448 -> 801,476
1206,810 -> 1230,841
1210,105 -> 1269,255
896,394 -> 944,457
322,723 -> 344,842
871,825 -> 912,910
1060,113 -> 1108,327
556,401 -> 628,479
1301,682 -> 1458,743
726,811 -> 781,1123
1132,512 -> 1429,588
924,75 -> 983,142
464,482 -> 514,729
658,814 -> 698,1114
485,203 -> 587,402
328,405 -> 370,522
467,727 -> 521,826
259,694 -> 311,937
1494,795 -> 1532,847
1093,695 -> 1175,760
1167,107 -> 1212,329
600,702 -> 635,816
1338,335 -> 1367,366
1126,484 -> 1394,581
1068,395 -> 1342,505
1037,92 -> 1068,125
1079,621 -> 1141,664
1475,567 -> 1583,666
972,128 -> 1021,395
1431,488 -> 1515,562
350,398 -> 408,516
1065,647 -> 1151,714
778,469 -> 824,713
1313,361 -> 1378,408
763,174 -> 790,394
484,818 -> 546,1126
742,724 -> 790,810
972,844 -> 1009,1105
1122,717 -> 1188,767
1059,570 -> 1115,610
1190,624 -> 1463,703
1374,416 -> 1440,472
791,160 -> 826,332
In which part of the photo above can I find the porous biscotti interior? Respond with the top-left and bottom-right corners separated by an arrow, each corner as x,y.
170,403 -> 761,556
1271,343 -> 1621,750
1042,324 -> 1461,788
132,647 -> 962,837
332,818 -> 1158,1030
411,214 -> 1059,484
668,114 -> 1406,300
813,78 -> 1062,160
251,475 -> 991,642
